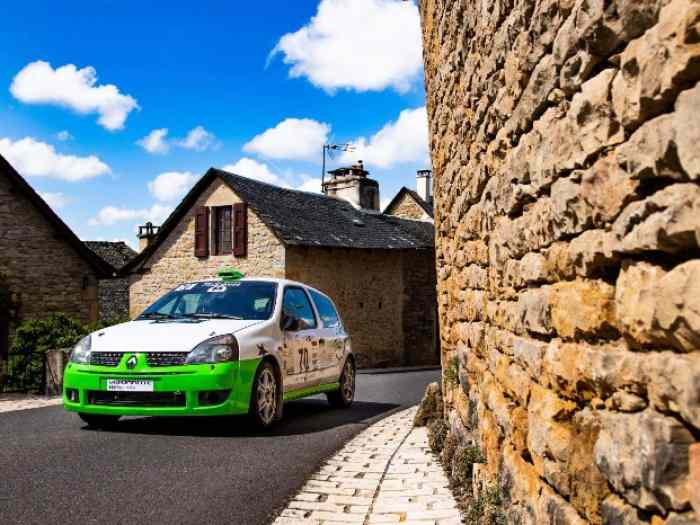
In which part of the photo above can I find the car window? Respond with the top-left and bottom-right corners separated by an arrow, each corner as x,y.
283,288 -> 317,330
140,281 -> 277,321
310,290 -> 341,328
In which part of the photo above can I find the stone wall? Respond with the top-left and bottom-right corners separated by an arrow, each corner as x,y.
129,178 -> 285,316
285,246 -> 438,368
97,277 -> 130,321
420,0 -> 700,523
0,172 -> 99,356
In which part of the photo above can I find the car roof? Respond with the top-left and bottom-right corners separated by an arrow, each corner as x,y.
185,277 -> 328,297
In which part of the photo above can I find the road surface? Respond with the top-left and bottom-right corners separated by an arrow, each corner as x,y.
0,369 -> 438,525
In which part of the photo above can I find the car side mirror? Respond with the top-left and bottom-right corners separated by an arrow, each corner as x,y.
282,314 -> 299,332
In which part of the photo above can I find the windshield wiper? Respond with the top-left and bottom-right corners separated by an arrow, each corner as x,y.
183,313 -> 244,320
137,312 -> 180,320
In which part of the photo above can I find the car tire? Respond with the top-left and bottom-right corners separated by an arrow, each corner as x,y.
78,413 -> 121,429
249,361 -> 280,430
327,358 -> 355,409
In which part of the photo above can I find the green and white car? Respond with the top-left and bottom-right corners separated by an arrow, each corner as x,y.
63,271 -> 355,429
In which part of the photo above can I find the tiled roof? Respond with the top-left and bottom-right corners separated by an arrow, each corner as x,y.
122,168 -> 434,274
216,170 -> 434,250
84,241 -> 138,270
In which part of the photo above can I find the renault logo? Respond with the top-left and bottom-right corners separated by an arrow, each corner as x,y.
126,355 -> 138,369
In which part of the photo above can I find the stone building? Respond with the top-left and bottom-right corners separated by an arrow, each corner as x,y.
122,166 -> 438,368
383,171 -> 434,222
84,241 -> 137,321
420,0 -> 700,523
0,154 -> 114,361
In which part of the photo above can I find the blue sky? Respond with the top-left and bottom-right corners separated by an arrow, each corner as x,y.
0,0 -> 428,249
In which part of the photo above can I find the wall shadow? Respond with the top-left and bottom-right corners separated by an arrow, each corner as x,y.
82,398 -> 401,438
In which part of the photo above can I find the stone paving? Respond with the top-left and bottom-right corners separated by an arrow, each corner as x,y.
272,406 -> 462,525
0,394 -> 62,413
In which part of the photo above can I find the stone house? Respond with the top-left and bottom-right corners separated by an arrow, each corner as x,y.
84,241 -> 137,321
122,165 -> 438,368
383,170 -> 434,222
0,154 -> 114,361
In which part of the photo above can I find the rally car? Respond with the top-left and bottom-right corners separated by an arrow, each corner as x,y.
63,270 -> 355,429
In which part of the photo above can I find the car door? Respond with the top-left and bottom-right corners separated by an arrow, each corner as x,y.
280,286 -> 322,392
309,289 -> 346,384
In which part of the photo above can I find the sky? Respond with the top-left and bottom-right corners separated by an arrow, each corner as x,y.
0,0 -> 429,249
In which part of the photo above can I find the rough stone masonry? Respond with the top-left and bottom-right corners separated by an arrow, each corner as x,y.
419,0 -> 700,523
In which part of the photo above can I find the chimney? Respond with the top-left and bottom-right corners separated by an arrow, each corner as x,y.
322,160 -> 380,211
416,169 -> 433,204
137,222 -> 160,252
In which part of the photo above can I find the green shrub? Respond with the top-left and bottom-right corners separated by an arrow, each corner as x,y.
444,356 -> 460,386
452,444 -> 485,488
441,431 -> 460,468
464,485 -> 506,525
4,313 -> 124,393
428,418 -> 449,453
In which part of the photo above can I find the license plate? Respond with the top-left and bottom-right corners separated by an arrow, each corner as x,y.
106,379 -> 154,392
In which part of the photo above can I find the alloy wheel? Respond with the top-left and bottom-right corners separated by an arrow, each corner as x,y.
341,360 -> 355,402
257,368 -> 277,426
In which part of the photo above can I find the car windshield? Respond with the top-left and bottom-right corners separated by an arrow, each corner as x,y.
138,281 -> 277,321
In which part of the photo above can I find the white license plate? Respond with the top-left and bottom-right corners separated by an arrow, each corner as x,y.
106,380 -> 154,392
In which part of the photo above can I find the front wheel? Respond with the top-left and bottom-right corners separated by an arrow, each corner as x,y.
327,358 -> 355,408
78,413 -> 121,429
249,361 -> 279,429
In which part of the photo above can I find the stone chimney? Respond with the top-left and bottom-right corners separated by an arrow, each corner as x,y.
137,222 -> 160,252
416,169 -> 433,204
322,161 -> 380,212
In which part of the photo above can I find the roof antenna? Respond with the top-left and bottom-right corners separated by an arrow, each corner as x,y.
321,143 -> 354,194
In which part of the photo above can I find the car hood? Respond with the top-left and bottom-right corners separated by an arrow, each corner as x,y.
90,319 -> 264,352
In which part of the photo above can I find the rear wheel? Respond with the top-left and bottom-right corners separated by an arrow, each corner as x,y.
249,361 -> 279,429
78,413 -> 121,429
327,358 -> 355,408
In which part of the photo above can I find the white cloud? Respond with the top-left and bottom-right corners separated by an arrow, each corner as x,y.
297,177 -> 322,193
88,204 -> 172,226
56,130 -> 73,141
0,137 -> 110,181
340,107 -> 429,169
10,61 -> 139,131
380,197 -> 392,211
177,125 -> 217,151
243,118 -> 329,161
271,0 -> 423,93
137,128 -> 169,154
148,171 -> 197,202
38,192 -> 68,209
221,158 -> 283,186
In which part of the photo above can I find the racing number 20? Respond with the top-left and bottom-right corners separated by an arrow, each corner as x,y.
298,348 -> 310,372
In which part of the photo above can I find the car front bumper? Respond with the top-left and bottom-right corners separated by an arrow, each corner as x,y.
63,357 -> 262,417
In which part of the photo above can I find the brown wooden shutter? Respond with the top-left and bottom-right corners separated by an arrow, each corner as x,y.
194,206 -> 209,257
233,202 -> 247,257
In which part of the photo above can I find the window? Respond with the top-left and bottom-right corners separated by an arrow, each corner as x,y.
310,290 -> 341,328
140,281 -> 277,321
282,287 -> 317,330
212,206 -> 233,255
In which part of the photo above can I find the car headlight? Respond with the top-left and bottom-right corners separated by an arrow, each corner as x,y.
185,334 -> 239,364
70,335 -> 92,363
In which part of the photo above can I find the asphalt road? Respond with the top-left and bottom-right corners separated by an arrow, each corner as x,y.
0,369 -> 438,525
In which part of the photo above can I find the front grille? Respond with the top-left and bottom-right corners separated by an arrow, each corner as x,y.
89,352 -> 123,367
146,352 -> 189,367
87,390 -> 186,407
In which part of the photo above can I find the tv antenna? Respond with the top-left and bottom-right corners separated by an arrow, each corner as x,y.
321,143 -> 355,188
